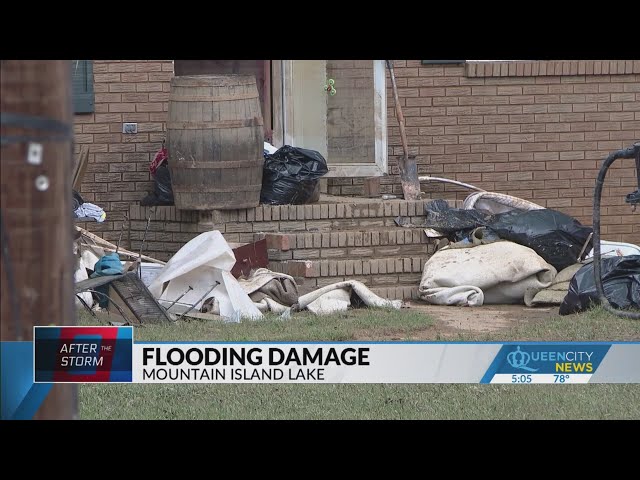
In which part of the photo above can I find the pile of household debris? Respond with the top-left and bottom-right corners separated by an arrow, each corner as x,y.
406,188 -> 640,316
74,136 -> 639,323
73,227 -> 401,325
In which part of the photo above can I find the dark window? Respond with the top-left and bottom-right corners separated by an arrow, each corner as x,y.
71,60 -> 94,114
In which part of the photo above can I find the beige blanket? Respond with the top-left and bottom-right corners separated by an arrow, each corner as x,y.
418,241 -> 557,306
524,263 -> 583,307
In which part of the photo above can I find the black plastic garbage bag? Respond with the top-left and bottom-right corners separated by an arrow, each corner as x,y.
486,209 -> 593,271
260,145 -> 328,205
72,190 -> 85,212
559,255 -> 640,315
141,164 -> 174,206
423,199 -> 520,242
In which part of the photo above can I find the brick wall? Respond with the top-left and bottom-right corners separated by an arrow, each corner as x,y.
74,60 -> 173,242
329,60 -> 639,245
74,60 -> 640,245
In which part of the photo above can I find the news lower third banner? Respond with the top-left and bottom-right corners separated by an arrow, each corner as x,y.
1,325 -> 639,419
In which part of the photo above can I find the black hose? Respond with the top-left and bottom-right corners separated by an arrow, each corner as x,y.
592,143 -> 640,320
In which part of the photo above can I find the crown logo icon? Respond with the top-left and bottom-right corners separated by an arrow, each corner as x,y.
507,346 -> 538,372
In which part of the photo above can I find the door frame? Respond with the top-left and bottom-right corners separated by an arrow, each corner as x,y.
271,60 -> 388,178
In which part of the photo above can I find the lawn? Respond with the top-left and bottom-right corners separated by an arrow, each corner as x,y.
79,306 -> 640,420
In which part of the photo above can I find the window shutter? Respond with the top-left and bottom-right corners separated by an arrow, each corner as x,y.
71,60 -> 94,113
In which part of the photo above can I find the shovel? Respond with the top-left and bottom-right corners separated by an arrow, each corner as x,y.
386,60 -> 421,201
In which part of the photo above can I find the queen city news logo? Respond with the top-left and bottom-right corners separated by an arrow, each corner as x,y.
495,343 -> 611,379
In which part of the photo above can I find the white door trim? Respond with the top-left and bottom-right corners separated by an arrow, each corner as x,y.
271,60 -> 388,178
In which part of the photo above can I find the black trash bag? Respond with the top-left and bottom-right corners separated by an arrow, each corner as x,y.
486,209 -> 593,272
423,199 -> 522,242
140,163 -> 174,206
559,255 -> 640,315
72,190 -> 85,212
260,145 -> 328,205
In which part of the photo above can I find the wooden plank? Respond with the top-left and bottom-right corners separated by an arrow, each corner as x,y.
79,244 -> 166,265
184,311 -> 223,321
77,226 -> 166,264
264,60 -> 272,142
363,177 -> 381,197
73,145 -> 90,191
271,60 -> 284,147
75,274 -> 124,292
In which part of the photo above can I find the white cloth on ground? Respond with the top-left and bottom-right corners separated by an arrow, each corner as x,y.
298,280 -> 402,315
236,269 -> 402,316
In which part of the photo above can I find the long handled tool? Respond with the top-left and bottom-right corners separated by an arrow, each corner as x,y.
115,212 -> 128,255
386,60 -> 421,201
137,207 -> 155,279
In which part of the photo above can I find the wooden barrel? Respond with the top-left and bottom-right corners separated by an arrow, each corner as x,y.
167,74 -> 264,210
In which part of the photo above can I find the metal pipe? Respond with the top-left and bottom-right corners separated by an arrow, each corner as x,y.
176,282 -> 221,321
164,285 -> 194,314
138,207 -> 155,278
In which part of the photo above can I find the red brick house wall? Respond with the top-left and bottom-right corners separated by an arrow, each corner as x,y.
73,60 -> 640,245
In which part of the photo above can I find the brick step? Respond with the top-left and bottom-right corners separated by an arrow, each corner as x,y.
210,198 -> 434,224
130,197 -> 459,235
126,197 -> 457,263
371,286 -> 420,301
131,198 -> 435,223
256,228 -> 435,261
268,256 -> 427,278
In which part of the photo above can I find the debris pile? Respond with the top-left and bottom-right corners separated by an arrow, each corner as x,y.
412,180 -> 640,314
73,227 -> 400,325
71,137 -> 638,322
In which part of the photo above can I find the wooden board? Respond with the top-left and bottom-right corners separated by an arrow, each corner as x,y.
73,146 -> 90,191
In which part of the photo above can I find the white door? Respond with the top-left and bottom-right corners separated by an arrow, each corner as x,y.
272,60 -> 387,178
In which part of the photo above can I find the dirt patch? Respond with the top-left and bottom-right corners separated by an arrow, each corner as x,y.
352,301 -> 560,341
404,301 -> 558,333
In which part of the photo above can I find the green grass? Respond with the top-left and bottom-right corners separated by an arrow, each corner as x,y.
106,307 -> 435,342
78,306 -> 640,420
80,383 -> 639,420
453,306 -> 640,342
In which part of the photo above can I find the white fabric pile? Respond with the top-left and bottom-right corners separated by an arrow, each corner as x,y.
146,232 -> 401,321
418,241 -> 557,307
